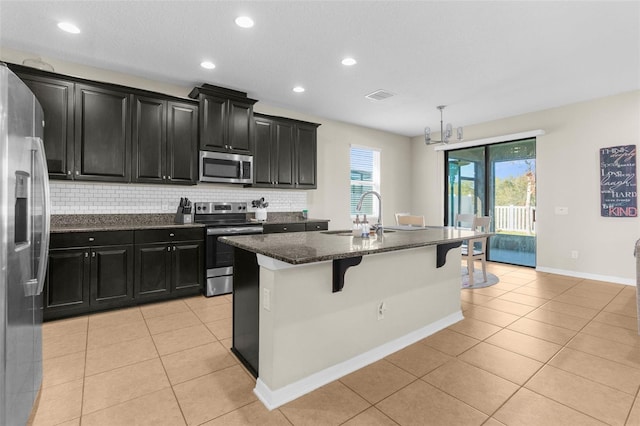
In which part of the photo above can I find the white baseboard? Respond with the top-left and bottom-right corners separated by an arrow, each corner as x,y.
253,310 -> 464,410
535,266 -> 635,286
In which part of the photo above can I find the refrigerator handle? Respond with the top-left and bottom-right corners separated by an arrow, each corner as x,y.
31,137 -> 50,295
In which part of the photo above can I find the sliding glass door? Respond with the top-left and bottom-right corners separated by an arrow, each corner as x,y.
446,139 -> 536,267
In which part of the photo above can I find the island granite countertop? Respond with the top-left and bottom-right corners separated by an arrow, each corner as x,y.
220,226 -> 490,265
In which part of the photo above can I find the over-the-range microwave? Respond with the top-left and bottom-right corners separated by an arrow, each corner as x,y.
199,151 -> 253,184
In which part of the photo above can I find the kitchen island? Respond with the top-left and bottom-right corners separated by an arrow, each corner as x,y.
221,226 -> 489,409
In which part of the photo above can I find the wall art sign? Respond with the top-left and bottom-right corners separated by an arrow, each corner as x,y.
600,144 -> 637,217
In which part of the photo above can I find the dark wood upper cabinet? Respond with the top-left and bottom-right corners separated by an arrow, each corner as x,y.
227,99 -> 254,152
132,97 -> 197,185
132,96 -> 165,183
10,64 -> 197,185
167,101 -> 198,184
295,122 -> 319,189
74,83 -> 131,182
253,113 -> 319,189
253,117 -> 274,185
189,84 -> 257,155
14,71 -> 75,179
274,121 -> 295,187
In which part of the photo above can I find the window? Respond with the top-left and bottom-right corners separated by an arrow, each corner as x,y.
350,146 -> 380,217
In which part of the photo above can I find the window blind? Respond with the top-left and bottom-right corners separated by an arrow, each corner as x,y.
350,147 -> 379,216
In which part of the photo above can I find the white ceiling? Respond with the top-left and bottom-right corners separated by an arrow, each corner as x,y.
1,1 -> 639,137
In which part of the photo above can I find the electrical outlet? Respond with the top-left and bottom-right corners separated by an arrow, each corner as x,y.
377,301 -> 387,320
571,250 -> 579,259
263,288 -> 271,311
161,202 -> 169,211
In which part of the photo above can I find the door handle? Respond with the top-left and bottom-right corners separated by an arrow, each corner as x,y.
30,137 -> 50,296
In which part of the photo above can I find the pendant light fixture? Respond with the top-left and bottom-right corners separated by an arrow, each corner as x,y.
424,105 -> 463,145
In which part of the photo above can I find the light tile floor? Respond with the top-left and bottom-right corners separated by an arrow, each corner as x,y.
31,263 -> 640,425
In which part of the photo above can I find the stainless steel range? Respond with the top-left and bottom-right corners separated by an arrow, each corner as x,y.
194,202 -> 263,297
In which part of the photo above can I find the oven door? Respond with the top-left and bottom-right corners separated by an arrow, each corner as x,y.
206,226 -> 262,296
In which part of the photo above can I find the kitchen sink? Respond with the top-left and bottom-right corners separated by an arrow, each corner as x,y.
321,229 -> 395,236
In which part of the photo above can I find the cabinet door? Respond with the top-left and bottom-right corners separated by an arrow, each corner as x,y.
295,123 -> 318,189
253,117 -> 274,186
18,73 -> 74,179
45,248 -> 90,314
135,243 -> 171,299
74,84 -> 131,181
227,100 -> 253,153
200,95 -> 227,151
132,96 -> 166,183
90,245 -> 134,307
167,101 -> 198,184
171,241 -> 203,294
274,121 -> 295,187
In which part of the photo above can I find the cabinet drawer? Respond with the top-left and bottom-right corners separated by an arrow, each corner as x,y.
135,227 -> 204,244
50,231 -> 134,249
305,222 -> 328,231
262,223 -> 306,234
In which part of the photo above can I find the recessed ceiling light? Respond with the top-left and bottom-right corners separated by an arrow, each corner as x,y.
293,86 -> 305,93
341,57 -> 357,66
200,61 -> 216,70
235,16 -> 254,28
57,22 -> 80,34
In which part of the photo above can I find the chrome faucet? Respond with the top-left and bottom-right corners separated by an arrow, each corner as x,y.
356,190 -> 383,236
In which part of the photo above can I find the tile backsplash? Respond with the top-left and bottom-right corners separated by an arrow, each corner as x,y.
50,182 -> 307,215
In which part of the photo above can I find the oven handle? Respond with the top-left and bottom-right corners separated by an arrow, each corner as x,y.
207,227 -> 264,236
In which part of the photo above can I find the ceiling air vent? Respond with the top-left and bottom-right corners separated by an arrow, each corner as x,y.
365,89 -> 395,101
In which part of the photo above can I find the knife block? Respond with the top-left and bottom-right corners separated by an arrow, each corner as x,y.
174,207 -> 193,224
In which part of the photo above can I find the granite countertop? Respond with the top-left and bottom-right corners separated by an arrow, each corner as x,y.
50,212 -> 328,233
220,227 -> 490,265
50,214 -> 204,233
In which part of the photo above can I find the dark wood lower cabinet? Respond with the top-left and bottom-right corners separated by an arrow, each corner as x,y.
172,242 -> 204,293
133,229 -> 204,302
135,243 -> 171,299
45,244 -> 133,320
91,245 -> 134,307
46,248 -> 90,315
45,228 -> 204,320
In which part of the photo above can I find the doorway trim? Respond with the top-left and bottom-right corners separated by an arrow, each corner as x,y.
433,129 -> 544,152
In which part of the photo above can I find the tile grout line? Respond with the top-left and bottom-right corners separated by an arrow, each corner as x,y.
142,302 -> 192,426
464,271 -> 639,424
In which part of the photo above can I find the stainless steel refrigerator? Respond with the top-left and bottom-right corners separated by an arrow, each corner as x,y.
0,63 -> 50,425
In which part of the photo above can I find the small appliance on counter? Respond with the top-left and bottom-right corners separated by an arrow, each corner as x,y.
175,197 -> 193,224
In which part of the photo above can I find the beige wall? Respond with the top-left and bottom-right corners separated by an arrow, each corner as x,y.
1,48 -> 413,230
411,90 -> 640,284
